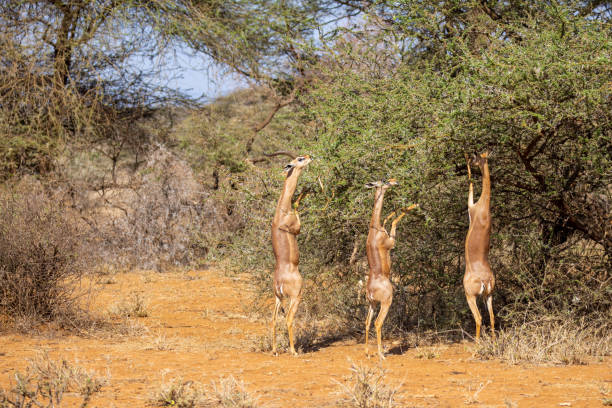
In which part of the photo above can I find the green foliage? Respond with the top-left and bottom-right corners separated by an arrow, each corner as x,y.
194,3 -> 608,336
166,1 -> 611,337
293,4 -> 611,332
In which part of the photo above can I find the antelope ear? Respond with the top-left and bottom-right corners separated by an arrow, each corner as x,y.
283,163 -> 295,172
481,151 -> 490,159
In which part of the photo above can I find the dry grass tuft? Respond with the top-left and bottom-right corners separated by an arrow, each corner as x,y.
414,345 -> 444,360
248,332 -> 285,354
108,292 -> 149,318
463,380 -> 491,404
0,352 -> 106,408
112,317 -> 150,338
248,313 -> 332,355
334,361 -> 400,408
150,332 -> 175,351
152,378 -> 207,408
151,376 -> 259,408
209,376 -> 259,408
475,317 -> 612,365
248,300 -> 353,355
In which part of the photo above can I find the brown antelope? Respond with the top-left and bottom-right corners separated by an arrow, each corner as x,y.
271,153 -> 312,356
464,151 -> 495,340
364,179 -> 418,359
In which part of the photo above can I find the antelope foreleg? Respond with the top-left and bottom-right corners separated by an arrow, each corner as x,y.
468,182 -> 474,207
382,211 -> 396,229
293,191 -> 308,211
465,152 -> 472,180
389,212 -> 406,239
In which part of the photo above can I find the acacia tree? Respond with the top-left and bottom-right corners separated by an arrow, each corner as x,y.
0,0 -> 377,175
0,0 -> 174,175
278,1 -> 612,331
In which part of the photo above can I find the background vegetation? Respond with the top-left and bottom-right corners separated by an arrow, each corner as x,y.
0,0 -> 609,350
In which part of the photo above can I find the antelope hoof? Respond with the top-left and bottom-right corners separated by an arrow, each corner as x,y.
272,349 -> 278,357
290,349 -> 298,357
378,351 -> 386,361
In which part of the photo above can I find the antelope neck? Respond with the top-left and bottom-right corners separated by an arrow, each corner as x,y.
276,168 -> 302,213
369,187 -> 386,228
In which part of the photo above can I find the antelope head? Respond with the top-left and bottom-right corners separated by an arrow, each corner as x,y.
283,154 -> 313,174
365,178 -> 399,189
470,151 -> 489,169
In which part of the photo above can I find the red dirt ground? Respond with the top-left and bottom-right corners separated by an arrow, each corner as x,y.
1,268 -> 610,407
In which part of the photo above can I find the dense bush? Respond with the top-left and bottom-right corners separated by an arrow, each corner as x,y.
211,3 -> 611,338
72,145 -> 244,271
0,180 -> 90,327
297,8 -> 611,333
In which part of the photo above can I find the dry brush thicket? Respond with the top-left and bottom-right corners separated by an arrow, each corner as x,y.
0,179 -> 92,330
74,145 -> 236,272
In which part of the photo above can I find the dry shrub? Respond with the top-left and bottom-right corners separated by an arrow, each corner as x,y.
108,292 -> 149,318
208,376 -> 259,408
0,179 -> 91,329
334,361 -> 400,408
92,145 -> 202,270
475,317 -> 612,365
152,378 -> 207,408
80,145 -> 240,271
248,331 -> 287,354
0,352 -> 106,408
151,376 -> 259,408
113,318 -> 149,338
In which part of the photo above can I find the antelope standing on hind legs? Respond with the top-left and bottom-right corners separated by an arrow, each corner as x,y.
364,179 -> 418,360
464,151 -> 495,341
271,153 -> 312,356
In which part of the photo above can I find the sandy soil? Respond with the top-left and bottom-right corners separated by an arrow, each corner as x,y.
0,268 -> 610,407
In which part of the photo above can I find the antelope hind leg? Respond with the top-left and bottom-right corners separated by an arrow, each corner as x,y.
272,296 -> 281,355
374,299 -> 391,360
364,304 -> 374,358
486,294 -> 495,339
286,296 -> 301,356
466,293 -> 482,341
